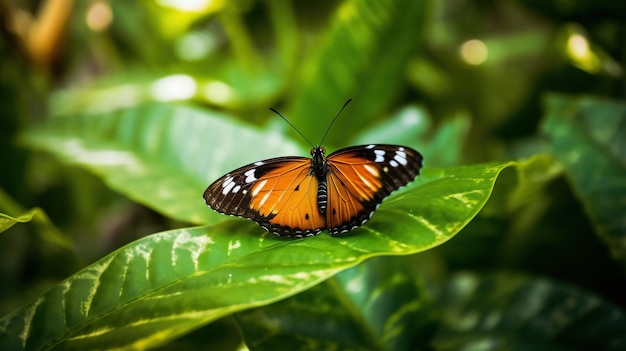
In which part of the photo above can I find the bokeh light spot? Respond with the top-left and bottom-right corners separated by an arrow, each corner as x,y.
86,0 -> 113,32
156,0 -> 214,12
175,31 -> 216,61
460,39 -> 488,65
151,74 -> 197,101
566,32 -> 600,73
203,80 -> 234,104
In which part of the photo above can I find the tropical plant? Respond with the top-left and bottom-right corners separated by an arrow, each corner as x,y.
1,0 -> 625,350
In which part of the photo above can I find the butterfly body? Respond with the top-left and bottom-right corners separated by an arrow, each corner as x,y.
204,144 -> 423,238
309,146 -> 329,215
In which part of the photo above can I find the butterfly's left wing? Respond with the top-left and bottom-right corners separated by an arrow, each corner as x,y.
204,157 -> 326,238
325,144 -> 423,235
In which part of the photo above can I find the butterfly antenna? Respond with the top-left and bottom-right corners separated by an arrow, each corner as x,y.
319,98 -> 352,146
269,107 -> 315,148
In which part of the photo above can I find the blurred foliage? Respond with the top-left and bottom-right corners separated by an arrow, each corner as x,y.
0,0 -> 625,349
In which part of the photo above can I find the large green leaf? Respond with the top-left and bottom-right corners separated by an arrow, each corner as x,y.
433,272 -> 626,350
0,159 -> 538,350
235,256 -> 435,351
542,94 -> 626,268
289,0 -> 427,145
20,100 -> 436,227
20,103 -> 305,225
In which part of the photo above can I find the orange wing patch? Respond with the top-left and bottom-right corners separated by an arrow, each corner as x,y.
248,161 -> 325,236
325,161 -> 383,234
328,155 -> 382,201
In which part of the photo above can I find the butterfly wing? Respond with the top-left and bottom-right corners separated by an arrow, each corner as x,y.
325,145 -> 423,235
204,157 -> 326,238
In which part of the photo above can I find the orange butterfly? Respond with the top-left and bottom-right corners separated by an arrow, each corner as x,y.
203,100 -> 423,238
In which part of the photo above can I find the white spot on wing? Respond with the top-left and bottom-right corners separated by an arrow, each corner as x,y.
222,176 -> 233,187
374,150 -> 385,162
222,179 -> 236,194
389,160 -> 399,168
244,169 -> 257,183
366,144 -> 375,149
394,151 -> 408,166
232,185 -> 241,193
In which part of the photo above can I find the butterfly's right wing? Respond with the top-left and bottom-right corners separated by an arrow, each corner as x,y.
325,145 -> 423,235
204,157 -> 326,237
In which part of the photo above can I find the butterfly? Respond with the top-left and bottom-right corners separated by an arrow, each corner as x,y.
203,100 -> 423,238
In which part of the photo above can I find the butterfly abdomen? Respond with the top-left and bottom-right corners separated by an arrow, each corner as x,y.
317,179 -> 328,215
310,146 -> 330,216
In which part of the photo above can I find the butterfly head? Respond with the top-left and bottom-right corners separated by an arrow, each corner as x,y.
311,146 -> 328,178
310,146 -> 326,156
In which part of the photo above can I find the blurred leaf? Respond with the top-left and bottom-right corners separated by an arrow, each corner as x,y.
433,272 -> 626,351
0,187 -> 72,250
0,158 -> 540,350
0,208 -> 71,250
518,0 -> 626,21
432,154 -> 562,272
148,0 -> 227,39
290,0 -> 427,144
49,68 -> 282,115
152,316 -> 241,351
0,210 -> 35,235
20,103 -> 304,225
542,94 -> 626,269
482,154 -> 562,216
352,105 -> 433,147
19,100 -> 468,229
424,112 -> 471,168
235,256 -> 435,351
352,104 -> 471,167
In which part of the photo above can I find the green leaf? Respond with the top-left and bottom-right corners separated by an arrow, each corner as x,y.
481,154 -> 562,216
423,154 -> 563,273
541,94 -> 626,269
20,103 -> 305,225
352,105 -> 471,168
235,256 -> 435,351
0,189 -> 72,250
290,0 -> 428,145
0,158 -> 538,350
18,99 -> 458,231
433,272 -> 626,350
0,210 -> 36,234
